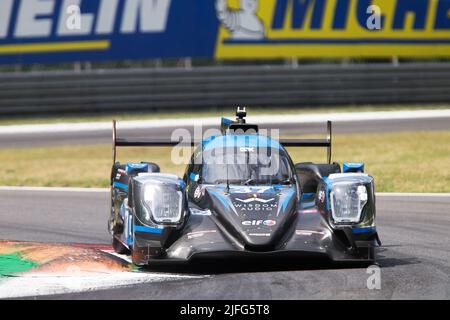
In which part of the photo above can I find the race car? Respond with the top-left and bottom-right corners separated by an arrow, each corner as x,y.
108,107 -> 380,266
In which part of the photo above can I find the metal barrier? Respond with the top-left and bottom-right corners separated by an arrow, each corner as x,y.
0,63 -> 449,115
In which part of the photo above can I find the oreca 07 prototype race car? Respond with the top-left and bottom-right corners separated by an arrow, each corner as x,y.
108,108 -> 380,266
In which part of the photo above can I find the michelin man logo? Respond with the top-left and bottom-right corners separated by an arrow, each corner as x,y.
216,0 -> 265,40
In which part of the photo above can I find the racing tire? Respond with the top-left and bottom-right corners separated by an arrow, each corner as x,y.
131,243 -> 147,266
112,236 -> 130,254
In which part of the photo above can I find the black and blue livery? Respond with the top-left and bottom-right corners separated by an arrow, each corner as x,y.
108,108 -> 380,265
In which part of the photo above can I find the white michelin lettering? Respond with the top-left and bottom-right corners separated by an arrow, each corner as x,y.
15,0 -> 55,38
58,0 -> 93,35
121,0 -> 172,33
0,0 -> 14,39
95,0 -> 119,35
7,0 -> 170,40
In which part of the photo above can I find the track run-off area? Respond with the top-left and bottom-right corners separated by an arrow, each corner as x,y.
0,110 -> 449,299
1,109 -> 449,148
0,188 -> 449,299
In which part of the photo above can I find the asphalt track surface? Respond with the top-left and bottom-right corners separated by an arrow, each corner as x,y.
1,117 -> 450,148
1,189 -> 449,299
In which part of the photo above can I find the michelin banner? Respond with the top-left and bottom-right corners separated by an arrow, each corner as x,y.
1,0 -> 450,64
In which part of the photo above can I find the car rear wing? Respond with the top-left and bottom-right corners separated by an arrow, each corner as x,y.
112,120 -> 199,164
112,120 -> 332,165
279,121 -> 332,164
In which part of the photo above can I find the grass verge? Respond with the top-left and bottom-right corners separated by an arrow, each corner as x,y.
0,131 -> 449,192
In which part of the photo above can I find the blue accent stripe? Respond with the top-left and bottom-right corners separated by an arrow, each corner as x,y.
302,193 -> 315,200
324,177 -> 331,211
203,134 -> 282,151
126,215 -> 133,246
134,225 -> 163,234
113,182 -> 128,191
281,188 -> 296,211
224,38 -> 450,45
221,118 -> 233,126
343,162 -> 365,173
208,189 -> 234,212
126,163 -> 149,175
352,227 -> 376,234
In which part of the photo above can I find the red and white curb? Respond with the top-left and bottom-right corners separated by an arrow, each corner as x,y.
0,270 -> 204,299
0,242 -> 205,299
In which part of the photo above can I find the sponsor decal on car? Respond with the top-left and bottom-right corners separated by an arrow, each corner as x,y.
248,233 -> 271,237
233,202 -> 278,212
318,190 -> 326,203
233,195 -> 277,212
230,186 -> 273,194
242,219 -> 277,226
235,197 -> 275,204
193,186 -> 204,199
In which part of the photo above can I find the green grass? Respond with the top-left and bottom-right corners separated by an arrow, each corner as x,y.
1,104 -> 449,126
0,253 -> 39,277
0,131 -> 449,192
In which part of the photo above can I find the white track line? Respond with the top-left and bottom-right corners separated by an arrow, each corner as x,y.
0,186 -> 109,192
0,186 -> 448,197
376,193 -> 450,197
0,272 -> 204,299
1,109 -> 449,135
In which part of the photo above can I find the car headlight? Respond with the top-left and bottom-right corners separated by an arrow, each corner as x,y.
330,183 -> 368,224
143,183 -> 183,224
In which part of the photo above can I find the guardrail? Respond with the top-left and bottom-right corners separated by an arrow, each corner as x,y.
0,63 -> 449,115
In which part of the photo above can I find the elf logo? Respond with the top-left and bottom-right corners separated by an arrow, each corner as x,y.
242,219 -> 276,226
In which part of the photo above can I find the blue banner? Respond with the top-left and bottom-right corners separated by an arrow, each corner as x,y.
0,0 -> 219,64
1,0 -> 450,64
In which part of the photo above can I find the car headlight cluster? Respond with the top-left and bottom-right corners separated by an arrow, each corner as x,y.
330,183 -> 368,224
143,183 -> 183,224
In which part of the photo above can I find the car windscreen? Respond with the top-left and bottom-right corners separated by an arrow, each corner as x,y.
200,147 -> 293,185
